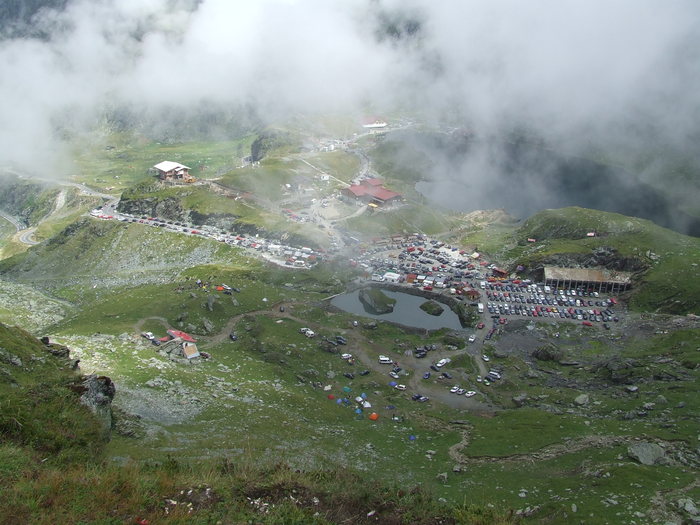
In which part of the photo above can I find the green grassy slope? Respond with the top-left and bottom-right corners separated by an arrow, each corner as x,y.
0,322 -> 517,524
455,207 -> 700,314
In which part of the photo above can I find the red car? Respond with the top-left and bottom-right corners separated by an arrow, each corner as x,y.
423,285 -> 433,291
477,322 -> 485,329
582,321 -> 593,327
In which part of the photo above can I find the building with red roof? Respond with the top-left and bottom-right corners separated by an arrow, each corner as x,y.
342,179 -> 402,206
166,329 -> 197,343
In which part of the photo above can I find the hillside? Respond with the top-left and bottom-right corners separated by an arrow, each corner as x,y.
0,322 -> 516,524
452,207 -> 700,315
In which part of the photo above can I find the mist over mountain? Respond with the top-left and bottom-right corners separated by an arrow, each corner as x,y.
1,0 -> 699,218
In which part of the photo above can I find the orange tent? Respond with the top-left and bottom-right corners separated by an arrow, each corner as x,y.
216,286 -> 224,291
368,412 -> 379,421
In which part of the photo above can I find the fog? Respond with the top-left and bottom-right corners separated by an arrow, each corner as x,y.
1,0 -> 699,219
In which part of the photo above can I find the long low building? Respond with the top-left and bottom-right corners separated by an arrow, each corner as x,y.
544,266 -> 632,293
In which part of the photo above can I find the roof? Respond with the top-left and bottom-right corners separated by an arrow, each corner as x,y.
368,186 -> 401,201
344,179 -> 401,201
345,185 -> 368,197
544,266 -> 632,285
182,342 -> 200,359
167,329 -> 196,343
153,161 -> 191,172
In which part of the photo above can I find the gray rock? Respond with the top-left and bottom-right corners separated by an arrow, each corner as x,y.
79,375 -> 116,439
574,394 -> 590,406
677,498 -> 698,516
436,472 -> 448,483
625,385 -> 639,393
202,318 -> 214,333
628,442 -> 666,465
512,394 -> 528,407
452,464 -> 463,473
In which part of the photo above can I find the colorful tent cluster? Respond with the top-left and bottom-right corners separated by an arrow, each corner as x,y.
326,388 -> 379,420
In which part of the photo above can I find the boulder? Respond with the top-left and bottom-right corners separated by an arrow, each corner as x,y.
512,394 -> 528,407
79,375 -> 116,439
628,442 -> 666,465
574,394 -> 590,406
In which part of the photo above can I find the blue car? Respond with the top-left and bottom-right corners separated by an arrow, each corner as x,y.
423,372 -> 431,379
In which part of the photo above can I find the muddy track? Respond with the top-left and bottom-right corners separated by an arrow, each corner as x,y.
448,432 -> 635,466
448,429 -> 698,470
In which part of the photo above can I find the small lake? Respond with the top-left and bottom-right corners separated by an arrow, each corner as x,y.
331,289 -> 464,330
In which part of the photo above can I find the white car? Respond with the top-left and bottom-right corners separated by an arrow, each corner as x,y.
476,375 -> 482,383
457,388 -> 466,395
378,355 -> 393,364
341,353 -> 353,360
304,330 -> 316,338
482,355 -> 490,362
141,331 -> 155,340
436,358 -> 450,368
465,391 -> 476,397
389,371 -> 400,379
468,334 -> 476,343
394,384 -> 406,391
450,385 -> 460,393
299,327 -> 310,334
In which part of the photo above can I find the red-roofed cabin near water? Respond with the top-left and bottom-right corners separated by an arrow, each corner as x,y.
342,179 -> 402,207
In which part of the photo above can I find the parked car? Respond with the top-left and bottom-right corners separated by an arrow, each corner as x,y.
482,355 -> 490,362
343,373 -> 354,380
422,372 -> 431,379
229,333 -> 238,341
141,332 -> 155,340
468,334 -> 476,343
465,391 -> 476,397
359,370 -> 370,376
378,355 -> 393,364
394,384 -> 406,391
441,372 -> 453,379
341,353 -> 353,360
436,358 -> 450,368
389,371 -> 400,379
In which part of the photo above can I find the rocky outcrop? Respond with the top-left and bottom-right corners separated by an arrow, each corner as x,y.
79,375 -> 116,439
532,343 -> 563,362
117,195 -> 189,223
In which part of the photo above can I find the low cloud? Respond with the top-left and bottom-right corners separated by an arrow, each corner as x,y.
1,0 -> 698,189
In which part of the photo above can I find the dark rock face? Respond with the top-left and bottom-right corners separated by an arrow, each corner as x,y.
79,375 -> 116,439
41,336 -> 70,358
532,343 -> 563,362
